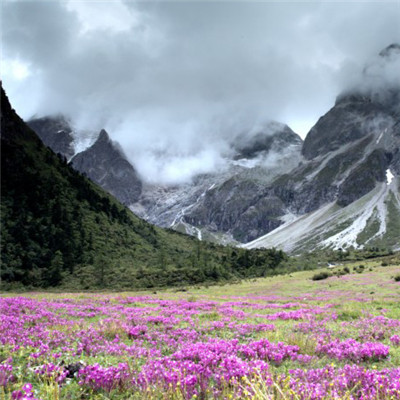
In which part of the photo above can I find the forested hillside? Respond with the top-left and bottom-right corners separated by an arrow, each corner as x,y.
0,86 -> 286,289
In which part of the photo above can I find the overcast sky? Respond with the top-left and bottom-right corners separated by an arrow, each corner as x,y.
2,0 -> 400,183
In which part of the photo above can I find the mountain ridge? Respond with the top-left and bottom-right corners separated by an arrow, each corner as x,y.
25,44 -> 400,252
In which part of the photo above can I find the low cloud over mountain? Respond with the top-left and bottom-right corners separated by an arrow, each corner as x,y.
3,1 -> 399,183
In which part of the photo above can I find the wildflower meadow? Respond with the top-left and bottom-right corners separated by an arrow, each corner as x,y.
1,263 -> 400,399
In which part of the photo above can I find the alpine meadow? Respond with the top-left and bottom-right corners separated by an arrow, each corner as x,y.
1,1 -> 400,399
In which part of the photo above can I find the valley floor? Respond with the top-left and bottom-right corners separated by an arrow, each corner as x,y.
1,262 -> 400,399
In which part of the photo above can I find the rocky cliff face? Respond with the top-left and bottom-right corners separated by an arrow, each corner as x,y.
131,123 -> 303,243
28,117 -> 142,205
71,130 -> 142,205
28,115 -> 100,160
245,45 -> 400,252
278,93 -> 399,213
302,95 -> 389,160
28,116 -> 75,159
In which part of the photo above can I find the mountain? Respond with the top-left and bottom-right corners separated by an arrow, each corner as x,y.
0,85 -> 287,289
28,116 -> 75,159
142,44 -> 399,251
28,117 -> 143,206
27,116 -> 99,160
232,121 -> 302,159
132,122 -> 303,243
29,116 -> 303,243
25,45 -> 400,253
245,45 -> 400,253
71,129 -> 142,205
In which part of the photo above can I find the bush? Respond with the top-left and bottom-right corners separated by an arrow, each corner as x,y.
381,262 -> 388,267
312,272 -> 332,281
353,264 -> 365,274
394,275 -> 400,282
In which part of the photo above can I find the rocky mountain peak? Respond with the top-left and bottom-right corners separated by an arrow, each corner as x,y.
232,122 -> 302,160
379,43 -> 400,58
302,44 -> 400,161
71,130 -> 142,205
96,129 -> 110,143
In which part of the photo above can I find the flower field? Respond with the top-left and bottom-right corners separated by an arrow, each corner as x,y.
1,264 -> 400,399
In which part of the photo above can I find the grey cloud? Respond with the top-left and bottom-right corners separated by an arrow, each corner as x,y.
2,1 -> 400,184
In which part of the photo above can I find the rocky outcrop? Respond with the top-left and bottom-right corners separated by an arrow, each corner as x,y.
233,123 -> 302,159
337,149 -> 389,207
28,116 -> 74,159
71,130 -> 142,205
302,96 -> 388,160
173,127 -> 303,242
183,177 -> 282,242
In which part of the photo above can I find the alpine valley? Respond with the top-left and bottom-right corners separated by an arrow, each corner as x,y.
1,85 -> 288,289
27,44 -> 400,254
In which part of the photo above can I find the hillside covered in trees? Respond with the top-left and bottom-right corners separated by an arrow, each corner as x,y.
0,86 -> 287,289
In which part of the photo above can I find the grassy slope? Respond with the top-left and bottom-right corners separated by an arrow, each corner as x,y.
193,258 -> 400,302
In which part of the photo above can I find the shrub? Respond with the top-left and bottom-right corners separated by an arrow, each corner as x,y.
394,275 -> 400,282
353,264 -> 365,274
312,272 -> 332,281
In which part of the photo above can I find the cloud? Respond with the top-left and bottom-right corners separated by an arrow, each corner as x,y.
2,0 -> 400,184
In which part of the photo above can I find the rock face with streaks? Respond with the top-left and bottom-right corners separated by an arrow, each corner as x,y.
132,122 -> 303,243
71,130 -> 142,205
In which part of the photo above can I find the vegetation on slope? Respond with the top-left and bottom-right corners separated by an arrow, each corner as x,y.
0,87 -> 287,290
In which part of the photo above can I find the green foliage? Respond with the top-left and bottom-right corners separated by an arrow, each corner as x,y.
334,268 -> 348,277
353,264 -> 365,274
0,87 -> 288,290
311,271 -> 332,281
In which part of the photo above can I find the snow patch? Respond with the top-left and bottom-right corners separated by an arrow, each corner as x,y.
244,203 -> 336,252
169,183 -> 217,236
196,227 -> 202,240
231,158 -> 260,169
245,180 -> 398,253
71,129 -> 99,155
320,184 -> 387,249
376,130 -> 385,144
280,212 -> 298,224
386,169 -> 394,185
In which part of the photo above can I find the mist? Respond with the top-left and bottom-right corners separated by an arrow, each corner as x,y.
2,1 -> 399,184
